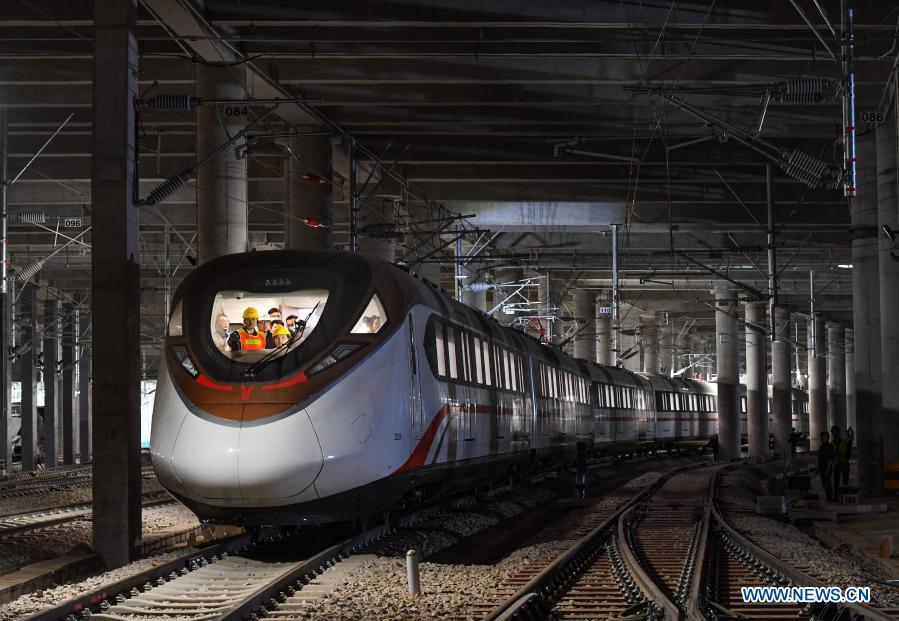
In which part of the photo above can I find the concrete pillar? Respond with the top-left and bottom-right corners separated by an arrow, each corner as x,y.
852,132 -> 883,498
771,308 -> 792,458
596,313 -> 612,366
407,202 -> 442,285
846,329 -> 856,432
640,314 -> 659,374
878,110 -> 899,462
0,110 -> 9,475
714,285 -> 741,459
78,307 -> 91,462
20,284 -> 36,472
807,316 -> 827,451
286,134 -> 332,251
540,275 -> 562,345
459,236 -> 487,312
196,64 -> 248,263
43,299 -> 58,469
360,172 -> 400,263
745,302 -> 768,458
91,0 -> 142,567
660,321 -> 674,376
826,323 -> 847,432
573,290 -> 596,361
61,303 -> 75,465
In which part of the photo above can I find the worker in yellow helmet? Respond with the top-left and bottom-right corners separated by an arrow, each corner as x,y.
271,323 -> 292,348
228,307 -> 265,351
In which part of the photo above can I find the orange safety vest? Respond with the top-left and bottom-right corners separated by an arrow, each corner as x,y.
238,328 -> 265,350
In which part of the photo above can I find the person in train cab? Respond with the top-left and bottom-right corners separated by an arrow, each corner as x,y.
285,314 -> 299,336
227,307 -> 266,351
817,430 -> 835,502
362,314 -> 382,333
257,315 -> 276,348
214,314 -> 231,353
831,425 -> 851,487
271,324 -> 292,348
707,433 -> 719,462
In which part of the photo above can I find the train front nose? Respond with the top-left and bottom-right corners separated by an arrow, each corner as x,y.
170,408 -> 324,505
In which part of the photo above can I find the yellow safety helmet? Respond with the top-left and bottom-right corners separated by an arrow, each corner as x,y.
242,307 -> 259,320
272,324 -> 291,337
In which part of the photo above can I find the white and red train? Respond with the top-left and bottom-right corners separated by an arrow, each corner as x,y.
150,250 -> 807,525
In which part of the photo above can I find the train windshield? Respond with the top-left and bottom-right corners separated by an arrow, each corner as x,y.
211,289 -> 329,363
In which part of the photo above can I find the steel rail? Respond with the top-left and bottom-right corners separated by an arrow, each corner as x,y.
692,466 -> 896,621
480,463 -> 698,621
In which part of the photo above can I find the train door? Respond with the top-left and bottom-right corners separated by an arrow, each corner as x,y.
408,315 -> 423,440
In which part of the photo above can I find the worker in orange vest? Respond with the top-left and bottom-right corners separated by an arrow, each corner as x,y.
228,307 -> 266,351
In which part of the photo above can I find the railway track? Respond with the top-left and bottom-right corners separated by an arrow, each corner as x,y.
479,464 -> 898,621
0,465 -> 157,503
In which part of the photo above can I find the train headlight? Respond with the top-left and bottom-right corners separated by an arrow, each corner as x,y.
171,345 -> 200,378
307,343 -> 363,377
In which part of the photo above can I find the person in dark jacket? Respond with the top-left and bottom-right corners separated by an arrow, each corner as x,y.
817,430 -> 835,502
707,433 -> 720,462
831,425 -> 851,487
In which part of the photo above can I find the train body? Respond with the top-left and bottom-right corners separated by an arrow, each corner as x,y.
150,251 -> 807,526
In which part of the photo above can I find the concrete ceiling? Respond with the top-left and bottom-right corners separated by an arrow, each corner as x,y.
2,0 -> 895,368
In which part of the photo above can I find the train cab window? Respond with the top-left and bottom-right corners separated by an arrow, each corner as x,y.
210,289 -> 329,362
350,294 -> 388,334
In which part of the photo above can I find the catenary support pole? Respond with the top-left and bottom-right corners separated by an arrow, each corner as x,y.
852,131 -> 883,498
196,63 -> 248,263
78,307 -> 91,462
877,96 -> 899,462
745,302 -> 768,458
91,0 -> 142,567
20,283 -> 37,472
846,329 -> 856,433
826,323 -> 847,431
287,134 -> 332,251
772,308 -> 793,458
43,299 -> 58,469
61,302 -> 74,465
714,285 -> 741,459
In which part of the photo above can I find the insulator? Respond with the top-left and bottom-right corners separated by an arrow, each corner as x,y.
466,282 -> 493,293
771,77 -> 833,104
16,258 -> 46,282
13,212 -> 46,225
358,222 -> 399,240
145,94 -> 202,111
144,171 -> 191,205
780,149 -> 834,188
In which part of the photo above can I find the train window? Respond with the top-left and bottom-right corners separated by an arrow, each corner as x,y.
435,325 -> 446,377
740,397 -> 746,413
474,338 -> 484,384
482,341 -> 492,386
503,350 -> 511,390
447,326 -> 459,379
350,294 -> 388,334
461,334 -> 471,382
210,289 -> 329,362
510,354 -> 518,392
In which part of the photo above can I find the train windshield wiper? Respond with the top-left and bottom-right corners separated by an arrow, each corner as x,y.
242,302 -> 320,378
